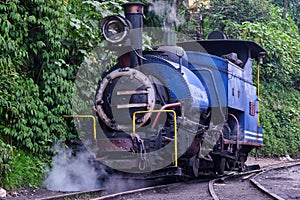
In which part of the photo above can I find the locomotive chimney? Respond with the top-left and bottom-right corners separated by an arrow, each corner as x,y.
123,2 -> 144,67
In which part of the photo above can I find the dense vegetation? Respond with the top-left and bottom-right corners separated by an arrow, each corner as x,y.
0,0 -> 299,189
0,0 -> 126,189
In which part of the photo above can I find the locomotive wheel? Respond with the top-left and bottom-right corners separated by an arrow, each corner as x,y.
226,160 -> 235,171
214,157 -> 226,175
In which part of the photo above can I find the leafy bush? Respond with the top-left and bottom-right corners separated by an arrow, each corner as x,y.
0,74 -> 49,153
1,150 -> 48,190
230,6 -> 300,89
0,140 -> 12,178
0,72 -> 74,153
200,0 -> 270,36
0,0 -> 75,188
259,83 -> 300,156
0,0 -> 131,189
270,0 -> 300,30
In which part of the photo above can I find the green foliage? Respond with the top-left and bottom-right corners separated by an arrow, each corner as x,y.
0,0 -> 133,189
1,150 -> 48,190
226,6 -> 300,89
0,0 -> 75,154
176,1 -> 201,38
0,0 -> 75,189
0,72 -> 71,153
1,74 -> 46,152
202,0 -> 270,34
259,83 -> 300,157
0,0 -> 28,73
270,0 -> 300,30
0,140 -> 12,177
169,0 -> 271,39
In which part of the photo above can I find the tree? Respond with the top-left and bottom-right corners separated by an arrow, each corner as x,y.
0,0 -> 129,189
270,0 -> 300,29
204,0 -> 270,32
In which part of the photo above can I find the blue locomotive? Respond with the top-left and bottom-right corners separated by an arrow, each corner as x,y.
93,2 -> 266,178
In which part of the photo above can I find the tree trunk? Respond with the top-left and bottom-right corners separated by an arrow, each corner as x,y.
282,0 -> 288,19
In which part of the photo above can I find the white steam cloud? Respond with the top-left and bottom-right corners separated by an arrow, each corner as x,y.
43,143 -> 150,194
44,143 -> 105,192
148,0 -> 184,27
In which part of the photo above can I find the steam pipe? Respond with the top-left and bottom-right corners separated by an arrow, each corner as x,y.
123,2 -> 144,67
151,103 -> 181,129
228,113 -> 240,157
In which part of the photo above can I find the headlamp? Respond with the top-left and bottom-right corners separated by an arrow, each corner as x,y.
101,15 -> 131,44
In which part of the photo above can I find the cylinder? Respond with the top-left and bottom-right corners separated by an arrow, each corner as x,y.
123,2 -> 144,67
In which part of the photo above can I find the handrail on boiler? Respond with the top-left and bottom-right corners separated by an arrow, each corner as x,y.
132,110 -> 178,167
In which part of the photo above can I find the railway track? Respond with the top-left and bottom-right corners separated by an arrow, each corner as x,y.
250,160 -> 300,200
92,160 -> 300,200
36,188 -> 106,200
211,160 -> 300,200
10,160 -> 298,200
91,179 -> 212,200
86,169 -> 265,200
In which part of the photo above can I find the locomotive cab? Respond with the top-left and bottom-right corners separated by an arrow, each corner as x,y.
178,37 -> 266,173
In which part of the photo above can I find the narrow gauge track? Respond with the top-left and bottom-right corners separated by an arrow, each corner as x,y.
90,179 -> 213,200
211,160 -> 300,200
210,170 -> 272,200
86,168 -> 267,200
37,165 -> 281,200
251,160 -> 300,200
35,188 -> 106,200
23,161 -> 300,200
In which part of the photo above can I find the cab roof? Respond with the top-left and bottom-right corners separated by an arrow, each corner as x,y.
177,39 -> 267,65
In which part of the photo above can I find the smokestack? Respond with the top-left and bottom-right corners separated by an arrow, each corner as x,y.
123,2 -> 144,67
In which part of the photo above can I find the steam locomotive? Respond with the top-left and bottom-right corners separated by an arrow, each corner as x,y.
92,2 -> 266,179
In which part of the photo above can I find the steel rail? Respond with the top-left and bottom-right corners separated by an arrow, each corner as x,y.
208,168 -> 264,200
37,188 -> 106,200
90,184 -> 171,200
250,160 -> 300,200
209,179 -> 220,200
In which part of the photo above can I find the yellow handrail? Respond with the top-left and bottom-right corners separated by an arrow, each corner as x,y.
62,115 -> 97,140
132,110 -> 178,167
257,57 -> 262,126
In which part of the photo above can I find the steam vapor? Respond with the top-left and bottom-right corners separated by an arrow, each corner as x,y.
43,143 -> 150,193
148,0 -> 183,27
44,143 -> 105,192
